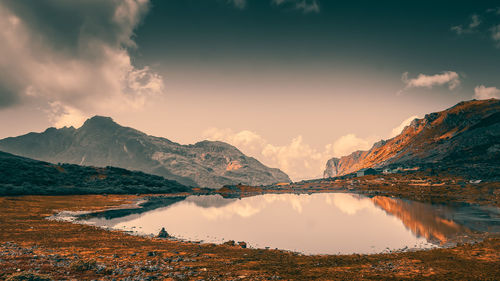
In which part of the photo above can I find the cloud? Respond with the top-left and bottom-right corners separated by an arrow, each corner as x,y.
474,85 -> 500,99
324,134 -> 376,158
491,24 -> 500,47
400,71 -> 461,93
389,115 -> 419,138
451,14 -> 481,35
227,0 -> 247,9
452,9 -> 500,47
204,112 -> 420,181
197,193 -> 313,220
0,0 -> 163,126
486,7 -> 500,15
46,101 -> 87,128
261,136 -> 324,179
272,0 -> 320,13
203,128 -> 325,180
326,193 -> 373,215
470,14 -> 482,28
223,0 -> 321,13
203,128 -> 379,181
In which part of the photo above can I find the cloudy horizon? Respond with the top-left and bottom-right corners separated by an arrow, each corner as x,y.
0,0 -> 499,180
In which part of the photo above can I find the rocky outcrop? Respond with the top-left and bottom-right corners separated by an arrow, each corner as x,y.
0,116 -> 290,188
323,158 -> 340,178
157,228 -> 169,238
323,99 -> 500,177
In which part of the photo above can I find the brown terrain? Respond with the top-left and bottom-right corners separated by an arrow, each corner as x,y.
324,99 -> 500,178
1,173 -> 500,280
1,100 -> 499,280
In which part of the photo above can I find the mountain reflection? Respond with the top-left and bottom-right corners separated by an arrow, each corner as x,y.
78,193 -> 500,254
371,196 -> 469,243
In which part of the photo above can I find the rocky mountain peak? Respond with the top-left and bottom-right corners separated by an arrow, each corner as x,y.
0,117 -> 291,188
323,99 -> 500,179
323,158 -> 340,178
80,116 -> 120,131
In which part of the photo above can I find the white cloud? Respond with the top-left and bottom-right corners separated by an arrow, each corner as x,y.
272,0 -> 320,13
46,102 -> 87,128
474,85 -> 500,100
486,7 -> 500,15
401,71 -> 461,92
451,14 -> 481,35
389,115 -> 419,138
203,128 -> 379,181
204,113 -> 421,181
0,0 -> 163,127
203,128 -> 325,180
491,24 -> 500,47
326,193 -> 373,215
324,134 -> 376,158
452,10 -> 500,47
197,193 -> 313,220
224,0 -> 321,13
261,136 -> 324,178
470,14 -> 481,28
227,0 -> 247,9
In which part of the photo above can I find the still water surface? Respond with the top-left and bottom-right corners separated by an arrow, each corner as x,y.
82,193 -> 500,254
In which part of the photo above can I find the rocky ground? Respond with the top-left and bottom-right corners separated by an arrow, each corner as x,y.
1,176 -> 499,280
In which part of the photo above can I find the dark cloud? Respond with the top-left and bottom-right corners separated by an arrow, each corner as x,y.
272,0 -> 320,13
451,8 -> 500,47
2,0 -> 149,53
0,84 -> 19,109
0,0 -> 162,126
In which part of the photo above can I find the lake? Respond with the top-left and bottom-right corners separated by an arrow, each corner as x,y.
80,193 -> 500,255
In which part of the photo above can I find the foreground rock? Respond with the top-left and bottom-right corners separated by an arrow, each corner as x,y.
157,227 -> 169,238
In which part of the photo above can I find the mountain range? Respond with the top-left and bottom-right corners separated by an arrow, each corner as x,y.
0,116 -> 290,188
323,99 -> 500,179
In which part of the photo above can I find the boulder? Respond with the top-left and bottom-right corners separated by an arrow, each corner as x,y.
157,227 -> 169,238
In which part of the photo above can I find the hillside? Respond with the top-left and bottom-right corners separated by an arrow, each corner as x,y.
0,151 -> 190,195
324,99 -> 500,179
0,117 -> 290,188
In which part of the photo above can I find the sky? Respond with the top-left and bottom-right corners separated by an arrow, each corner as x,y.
0,0 -> 499,180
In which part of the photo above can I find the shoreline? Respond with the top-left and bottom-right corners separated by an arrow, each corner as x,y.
59,190 -> 496,256
1,177 -> 500,280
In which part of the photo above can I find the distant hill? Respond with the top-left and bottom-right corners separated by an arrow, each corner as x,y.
324,99 -> 500,180
0,116 -> 290,188
0,151 -> 190,195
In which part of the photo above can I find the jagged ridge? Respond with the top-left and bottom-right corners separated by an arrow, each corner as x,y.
324,99 -> 500,178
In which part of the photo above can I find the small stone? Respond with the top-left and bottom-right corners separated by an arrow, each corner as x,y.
223,240 -> 236,247
157,227 -> 169,238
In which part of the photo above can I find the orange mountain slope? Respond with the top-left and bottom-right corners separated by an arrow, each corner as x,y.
324,99 -> 500,178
